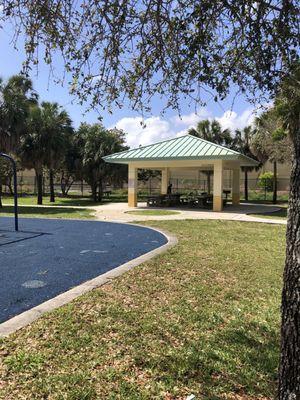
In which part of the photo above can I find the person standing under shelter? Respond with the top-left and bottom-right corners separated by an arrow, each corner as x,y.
167,182 -> 172,194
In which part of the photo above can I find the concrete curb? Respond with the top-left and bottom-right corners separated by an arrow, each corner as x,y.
0,225 -> 177,338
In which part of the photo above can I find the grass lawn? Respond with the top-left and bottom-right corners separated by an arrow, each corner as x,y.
250,206 -> 288,220
2,191 -> 139,207
0,220 -> 285,399
242,191 -> 289,203
2,195 -> 100,207
0,205 -> 95,219
126,210 -> 180,216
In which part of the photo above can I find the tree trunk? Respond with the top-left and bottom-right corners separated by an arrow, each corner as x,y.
49,169 -> 55,202
278,143 -> 300,399
34,176 -> 37,195
0,175 -> 2,208
42,175 -> 46,197
97,179 -> 103,202
36,171 -> 43,205
7,177 -> 13,195
65,179 -> 74,196
244,169 -> 248,201
60,171 -> 66,196
91,182 -> 97,202
273,161 -> 277,204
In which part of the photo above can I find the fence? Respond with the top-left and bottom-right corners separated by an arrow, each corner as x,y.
139,177 -> 290,202
0,173 -> 290,202
1,174 -> 91,197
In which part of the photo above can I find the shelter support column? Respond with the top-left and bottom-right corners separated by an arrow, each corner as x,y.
161,168 -> 170,194
213,160 -> 224,212
232,167 -> 240,206
128,164 -> 137,207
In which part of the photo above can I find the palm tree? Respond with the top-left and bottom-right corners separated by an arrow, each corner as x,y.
0,75 -> 37,152
18,106 -> 46,204
39,102 -> 73,202
18,103 -> 73,204
0,75 -> 37,208
188,119 -> 233,193
188,119 -> 233,146
252,110 -> 292,204
232,126 -> 260,201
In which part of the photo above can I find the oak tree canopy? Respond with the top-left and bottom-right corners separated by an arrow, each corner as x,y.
1,0 -> 299,112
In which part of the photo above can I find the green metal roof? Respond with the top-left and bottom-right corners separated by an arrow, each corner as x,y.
103,134 -> 258,166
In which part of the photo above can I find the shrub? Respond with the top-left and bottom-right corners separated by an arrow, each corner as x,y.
259,171 -> 274,192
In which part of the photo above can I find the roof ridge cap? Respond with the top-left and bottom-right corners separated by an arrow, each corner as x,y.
132,134 -> 187,151
186,133 -> 240,155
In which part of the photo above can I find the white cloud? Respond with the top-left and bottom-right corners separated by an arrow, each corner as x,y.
113,107 -> 257,149
172,107 -> 212,126
176,129 -> 189,138
216,108 -> 256,131
114,116 -> 175,148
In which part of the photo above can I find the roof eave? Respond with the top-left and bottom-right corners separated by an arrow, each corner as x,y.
238,155 -> 259,167
104,154 -> 258,165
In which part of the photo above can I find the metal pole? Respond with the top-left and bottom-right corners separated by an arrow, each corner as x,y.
12,160 -> 18,231
0,153 -> 18,231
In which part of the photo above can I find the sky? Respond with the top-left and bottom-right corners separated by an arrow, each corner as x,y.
0,23 -> 260,149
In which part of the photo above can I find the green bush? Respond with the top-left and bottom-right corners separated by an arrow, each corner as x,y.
259,171 -> 274,192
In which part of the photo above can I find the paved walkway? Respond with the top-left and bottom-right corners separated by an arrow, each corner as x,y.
93,202 -> 287,225
2,201 -> 286,225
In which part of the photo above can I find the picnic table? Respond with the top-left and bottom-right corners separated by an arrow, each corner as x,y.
196,194 -> 213,208
223,189 -> 231,200
147,195 -> 165,207
180,192 -> 229,208
103,190 -> 112,198
147,191 -> 228,208
180,192 -> 212,208
195,191 -> 230,207
165,193 -> 181,206
180,193 -> 197,207
146,193 -> 181,207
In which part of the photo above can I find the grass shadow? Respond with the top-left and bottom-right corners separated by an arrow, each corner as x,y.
0,205 -> 94,219
150,319 -> 279,399
250,207 -> 287,219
